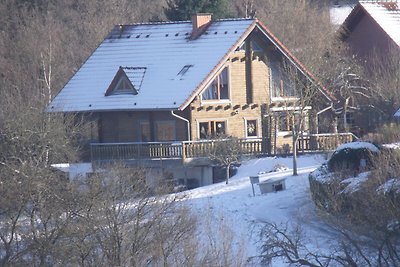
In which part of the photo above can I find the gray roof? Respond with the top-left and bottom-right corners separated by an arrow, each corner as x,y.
360,1 -> 400,47
344,1 -> 400,47
48,19 -> 255,112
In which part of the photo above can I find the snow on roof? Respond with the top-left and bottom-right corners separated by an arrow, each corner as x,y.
122,67 -> 147,91
48,17 -> 334,113
334,141 -> 380,153
47,19 -> 255,112
330,5 -> 354,25
346,1 -> 400,47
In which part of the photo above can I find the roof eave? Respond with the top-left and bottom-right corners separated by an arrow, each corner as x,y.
47,107 -> 180,113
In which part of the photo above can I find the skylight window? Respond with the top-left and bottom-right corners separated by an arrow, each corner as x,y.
177,65 -> 193,77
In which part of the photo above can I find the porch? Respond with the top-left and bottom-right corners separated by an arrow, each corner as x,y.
90,133 -> 357,162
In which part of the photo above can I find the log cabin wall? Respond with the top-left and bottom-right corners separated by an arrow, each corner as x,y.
99,111 -> 187,142
188,40 -> 270,140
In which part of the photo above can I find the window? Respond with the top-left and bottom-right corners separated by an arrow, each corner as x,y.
278,114 -> 292,133
276,112 -> 309,134
177,65 -> 193,77
199,121 -> 226,139
270,61 -> 296,98
237,40 -> 263,52
114,76 -> 135,93
202,67 -> 229,100
139,121 -> 150,142
246,119 -> 258,137
155,121 -> 176,141
345,112 -> 354,125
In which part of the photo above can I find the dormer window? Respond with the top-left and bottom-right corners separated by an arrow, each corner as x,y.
114,75 -> 136,94
105,66 -> 146,96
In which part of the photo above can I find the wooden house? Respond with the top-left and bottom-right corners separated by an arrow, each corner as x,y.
48,14 -> 354,181
340,1 -> 399,62
339,1 -> 400,130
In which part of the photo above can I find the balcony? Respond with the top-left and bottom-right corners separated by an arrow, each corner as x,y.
90,133 -> 356,162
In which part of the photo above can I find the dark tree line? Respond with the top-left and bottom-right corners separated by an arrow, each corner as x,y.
1,0 -> 399,265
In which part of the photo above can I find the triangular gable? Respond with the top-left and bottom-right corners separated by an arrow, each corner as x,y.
179,19 -> 336,110
105,66 -> 146,96
341,2 -> 400,47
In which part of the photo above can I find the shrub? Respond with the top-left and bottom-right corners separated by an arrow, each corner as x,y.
363,123 -> 400,144
327,141 -> 379,173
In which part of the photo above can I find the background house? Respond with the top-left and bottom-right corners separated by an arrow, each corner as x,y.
339,0 -> 400,132
340,0 -> 399,62
48,14 -> 353,186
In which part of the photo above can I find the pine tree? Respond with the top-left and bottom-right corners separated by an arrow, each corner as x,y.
165,0 -> 231,21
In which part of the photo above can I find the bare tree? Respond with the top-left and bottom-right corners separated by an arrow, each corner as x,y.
208,136 -> 243,184
277,61 -> 321,176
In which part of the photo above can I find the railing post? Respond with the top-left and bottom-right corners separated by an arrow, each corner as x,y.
182,142 -> 186,163
90,144 -> 94,162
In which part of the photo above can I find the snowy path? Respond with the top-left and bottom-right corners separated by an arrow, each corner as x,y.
180,154 -> 339,266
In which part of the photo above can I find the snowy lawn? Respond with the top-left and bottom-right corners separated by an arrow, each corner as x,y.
180,154 -> 340,266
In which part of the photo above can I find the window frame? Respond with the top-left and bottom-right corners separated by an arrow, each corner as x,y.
176,64 -> 193,79
197,119 -> 228,140
269,60 -> 298,101
200,66 -> 231,104
112,75 -> 136,95
273,109 -> 310,137
244,118 -> 260,138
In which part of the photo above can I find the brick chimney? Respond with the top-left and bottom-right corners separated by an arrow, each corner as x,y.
190,13 -> 212,40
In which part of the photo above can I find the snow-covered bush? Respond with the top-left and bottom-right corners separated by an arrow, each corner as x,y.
310,145 -> 400,228
364,123 -> 400,144
327,141 -> 379,173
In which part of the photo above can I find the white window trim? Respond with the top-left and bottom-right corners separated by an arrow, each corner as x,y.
244,117 -> 261,138
270,106 -> 312,112
200,65 -> 232,105
270,96 -> 299,102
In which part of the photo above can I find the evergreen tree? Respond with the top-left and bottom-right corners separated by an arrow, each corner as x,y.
165,0 -> 231,21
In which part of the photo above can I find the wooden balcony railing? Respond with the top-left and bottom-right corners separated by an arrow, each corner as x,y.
297,133 -> 357,152
90,133 -> 357,162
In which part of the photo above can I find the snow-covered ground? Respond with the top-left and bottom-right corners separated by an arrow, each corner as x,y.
330,4 -> 354,25
180,154 -> 340,266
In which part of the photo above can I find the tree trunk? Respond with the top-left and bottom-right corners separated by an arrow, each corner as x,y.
225,164 -> 230,184
292,130 -> 298,176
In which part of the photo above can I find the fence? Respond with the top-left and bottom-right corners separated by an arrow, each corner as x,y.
90,133 -> 356,161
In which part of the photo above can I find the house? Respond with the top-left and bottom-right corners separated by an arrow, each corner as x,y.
339,1 -> 400,131
340,0 -> 400,61
48,14 -> 354,186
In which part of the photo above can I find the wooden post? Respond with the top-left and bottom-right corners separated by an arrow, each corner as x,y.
182,142 -> 186,163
